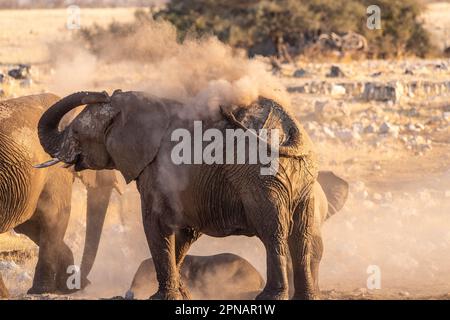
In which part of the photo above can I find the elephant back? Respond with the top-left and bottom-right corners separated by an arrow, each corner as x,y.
0,94 -> 60,231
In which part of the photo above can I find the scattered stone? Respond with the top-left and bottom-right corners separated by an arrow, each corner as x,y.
323,126 -> 336,139
326,65 -> 345,78
443,112 -> 450,121
314,100 -> 348,118
20,78 -> 33,88
0,73 -> 4,83
8,64 -> 31,80
398,291 -> 410,297
293,68 -> 308,78
124,290 -> 135,300
362,81 -> 404,103
404,69 -> 414,75
384,192 -> 393,201
435,62 -> 448,70
371,71 -> 382,77
364,124 -> 378,134
335,128 -> 361,142
330,84 -> 346,96
379,121 -> 400,137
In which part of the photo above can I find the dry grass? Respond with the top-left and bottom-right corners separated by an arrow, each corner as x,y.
0,8 -> 136,64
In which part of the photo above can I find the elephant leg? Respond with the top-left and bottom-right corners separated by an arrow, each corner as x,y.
55,242 -> 75,293
175,228 -> 201,299
254,205 -> 290,300
310,234 -> 323,293
288,196 -> 317,300
0,274 -> 9,298
255,238 -> 289,300
142,206 -> 182,300
27,174 -> 73,294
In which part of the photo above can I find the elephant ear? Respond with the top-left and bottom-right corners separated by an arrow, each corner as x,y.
317,171 -> 349,218
106,92 -> 170,183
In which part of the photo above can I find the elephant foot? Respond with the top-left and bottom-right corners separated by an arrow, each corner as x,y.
255,288 -> 289,300
27,283 -> 57,295
150,289 -> 184,300
291,291 -> 319,300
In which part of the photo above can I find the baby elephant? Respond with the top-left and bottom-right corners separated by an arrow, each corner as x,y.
128,253 -> 264,300
128,171 -> 348,299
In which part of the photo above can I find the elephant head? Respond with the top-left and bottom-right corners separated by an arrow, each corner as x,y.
36,91 -> 170,183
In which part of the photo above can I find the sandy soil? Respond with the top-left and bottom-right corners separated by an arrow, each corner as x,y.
0,6 -> 449,300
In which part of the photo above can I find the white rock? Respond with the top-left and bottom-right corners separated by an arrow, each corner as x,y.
443,112 -> 450,121
323,126 -> 336,139
330,84 -> 346,96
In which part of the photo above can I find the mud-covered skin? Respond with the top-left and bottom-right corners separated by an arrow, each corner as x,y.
129,172 -> 348,300
37,91 -> 319,300
129,254 -> 264,300
0,94 -> 118,297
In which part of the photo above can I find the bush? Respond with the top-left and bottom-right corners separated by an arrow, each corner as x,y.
154,0 -> 437,58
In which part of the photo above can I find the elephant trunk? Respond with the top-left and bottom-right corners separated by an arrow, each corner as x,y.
80,181 -> 113,288
38,91 -> 110,158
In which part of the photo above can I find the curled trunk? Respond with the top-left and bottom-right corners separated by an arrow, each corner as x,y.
38,91 -> 110,158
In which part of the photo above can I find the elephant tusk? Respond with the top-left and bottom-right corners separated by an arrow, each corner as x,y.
33,158 -> 61,169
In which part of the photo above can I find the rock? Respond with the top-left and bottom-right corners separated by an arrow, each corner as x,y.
373,193 -> 383,201
379,122 -> 400,137
293,68 -> 308,78
323,126 -> 336,139
371,71 -> 382,77
326,65 -> 345,78
8,64 -> 31,80
20,78 -> 33,88
335,128 -> 361,142
435,62 -> 448,70
0,73 -> 4,83
362,81 -> 404,103
398,291 -> 410,297
330,84 -> 346,96
364,124 -> 378,134
384,192 -> 393,201
404,69 -> 414,75
314,100 -> 348,118
124,290 -> 135,300
443,112 -> 450,121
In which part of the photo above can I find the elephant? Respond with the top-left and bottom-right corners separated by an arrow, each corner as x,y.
129,253 -> 265,300
36,90 -> 319,300
0,93 -> 121,298
128,171 -> 348,299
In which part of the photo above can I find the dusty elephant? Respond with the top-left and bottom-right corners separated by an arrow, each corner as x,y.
129,253 -> 264,300
36,90 -> 319,300
128,171 -> 348,299
0,94 -> 120,297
